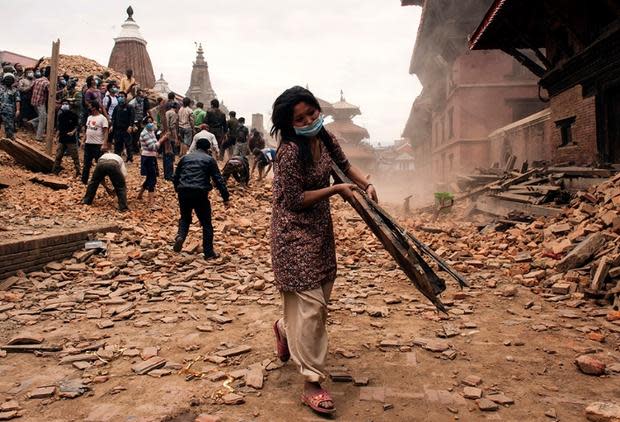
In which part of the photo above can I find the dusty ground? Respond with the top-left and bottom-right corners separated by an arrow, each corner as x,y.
0,135 -> 618,422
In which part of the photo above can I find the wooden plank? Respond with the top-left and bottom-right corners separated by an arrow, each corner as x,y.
0,344 -> 62,353
546,167 -> 614,177
492,192 -> 540,204
504,155 -> 517,172
46,39 -> 60,155
455,180 -> 501,201
474,196 -> 564,218
332,165 -> 448,312
509,184 -> 560,194
499,169 -> 538,189
507,190 -> 544,196
518,177 -> 551,187
0,138 -> 55,173
30,175 -> 69,190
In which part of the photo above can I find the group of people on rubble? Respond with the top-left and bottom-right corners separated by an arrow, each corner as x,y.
0,62 -> 276,202
3,59 -> 379,415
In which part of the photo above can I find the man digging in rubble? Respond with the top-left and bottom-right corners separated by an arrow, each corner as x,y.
221,155 -> 250,187
81,151 -> 129,212
251,147 -> 276,181
172,138 -> 230,259
270,86 -> 378,416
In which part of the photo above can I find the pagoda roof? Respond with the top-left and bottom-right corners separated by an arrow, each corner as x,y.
326,119 -> 370,140
331,91 -> 361,113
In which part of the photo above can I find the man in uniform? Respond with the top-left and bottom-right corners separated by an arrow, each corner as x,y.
0,73 -> 20,140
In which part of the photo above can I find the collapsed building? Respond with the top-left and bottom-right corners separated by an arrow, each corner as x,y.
469,0 -> 620,167
401,0 -> 545,185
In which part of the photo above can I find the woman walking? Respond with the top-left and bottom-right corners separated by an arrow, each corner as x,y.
270,86 -> 378,415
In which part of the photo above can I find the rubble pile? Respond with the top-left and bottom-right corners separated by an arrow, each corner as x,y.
0,135 -> 618,421
456,159 -> 618,219
412,171 -> 620,313
0,221 -> 280,402
40,55 -> 125,86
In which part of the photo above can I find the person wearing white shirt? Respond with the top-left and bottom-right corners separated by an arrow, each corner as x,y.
189,124 -> 219,156
82,152 -> 128,211
81,101 -> 109,184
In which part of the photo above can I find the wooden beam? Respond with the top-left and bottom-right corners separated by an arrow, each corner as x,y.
499,169 -> 539,189
492,192 -> 540,204
546,167 -> 614,177
502,47 -> 546,78
331,164 -> 448,312
45,39 -> 60,155
0,344 -> 62,353
504,155 -> 517,173
474,195 -> 564,218
0,137 -> 55,173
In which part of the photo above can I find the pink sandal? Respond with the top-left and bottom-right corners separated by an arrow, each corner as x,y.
273,319 -> 290,362
301,388 -> 336,415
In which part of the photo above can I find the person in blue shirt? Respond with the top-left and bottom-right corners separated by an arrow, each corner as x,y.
251,147 -> 276,180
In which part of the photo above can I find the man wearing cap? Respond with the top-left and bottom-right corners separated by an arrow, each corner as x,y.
0,73 -> 21,140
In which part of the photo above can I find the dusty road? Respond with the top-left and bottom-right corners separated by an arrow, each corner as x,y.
0,144 -> 618,422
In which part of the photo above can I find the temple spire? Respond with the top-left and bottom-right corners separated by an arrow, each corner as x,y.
126,5 -> 134,21
186,42 -> 217,104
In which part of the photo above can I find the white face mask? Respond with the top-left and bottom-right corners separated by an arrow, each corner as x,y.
61,104 -> 70,111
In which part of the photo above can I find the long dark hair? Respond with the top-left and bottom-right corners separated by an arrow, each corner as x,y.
271,86 -> 334,167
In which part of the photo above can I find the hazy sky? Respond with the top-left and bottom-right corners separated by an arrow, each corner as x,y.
4,1 -> 422,145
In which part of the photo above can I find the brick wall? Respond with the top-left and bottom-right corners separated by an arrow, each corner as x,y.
0,224 -> 119,280
549,85 -> 598,164
489,109 -> 553,168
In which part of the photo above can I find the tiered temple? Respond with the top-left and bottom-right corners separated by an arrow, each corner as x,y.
186,43 -> 217,105
325,91 -> 375,170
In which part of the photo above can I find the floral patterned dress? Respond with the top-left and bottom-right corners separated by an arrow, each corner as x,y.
271,132 -> 351,292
